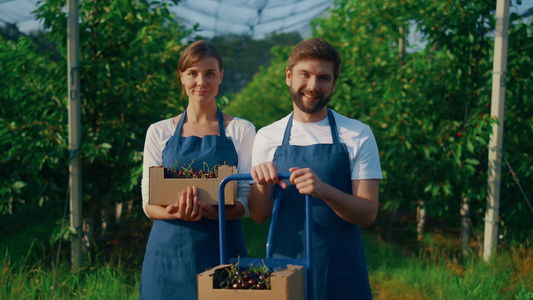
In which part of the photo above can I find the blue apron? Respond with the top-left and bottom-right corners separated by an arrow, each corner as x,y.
271,109 -> 372,300
139,108 -> 247,300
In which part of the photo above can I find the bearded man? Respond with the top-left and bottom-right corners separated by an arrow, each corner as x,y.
248,38 -> 383,300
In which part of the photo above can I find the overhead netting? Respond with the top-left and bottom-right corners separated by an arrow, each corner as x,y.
170,0 -> 333,38
0,0 -> 334,38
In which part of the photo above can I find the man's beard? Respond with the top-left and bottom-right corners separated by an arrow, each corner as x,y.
290,87 -> 331,114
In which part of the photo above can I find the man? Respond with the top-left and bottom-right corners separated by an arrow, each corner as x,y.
248,38 -> 382,300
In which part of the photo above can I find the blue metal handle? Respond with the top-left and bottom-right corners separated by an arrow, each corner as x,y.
218,173 -> 313,300
218,173 -> 291,265
218,173 -> 254,265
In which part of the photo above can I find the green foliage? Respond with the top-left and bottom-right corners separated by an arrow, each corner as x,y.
1,0 -> 194,244
209,32 -> 302,98
227,0 -> 533,241
0,35 -> 66,215
497,13 -> 533,241
311,0 -> 502,224
224,45 -> 295,129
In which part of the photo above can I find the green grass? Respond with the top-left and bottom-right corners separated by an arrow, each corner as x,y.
1,249 -> 140,300
242,217 -> 270,257
1,212 -> 532,299
364,234 -> 533,300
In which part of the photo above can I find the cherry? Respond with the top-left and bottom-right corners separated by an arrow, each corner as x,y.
256,283 -> 266,290
241,282 -> 251,289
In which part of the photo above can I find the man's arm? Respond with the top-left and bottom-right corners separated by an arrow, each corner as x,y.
248,183 -> 274,224
289,167 -> 379,227
248,162 -> 289,224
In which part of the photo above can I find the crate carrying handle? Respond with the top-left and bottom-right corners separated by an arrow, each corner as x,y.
217,173 -> 313,299
218,173 -> 255,264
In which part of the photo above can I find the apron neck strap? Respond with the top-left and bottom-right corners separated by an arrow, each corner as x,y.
281,109 -> 340,145
174,107 -> 226,137
327,109 -> 340,144
216,108 -> 227,138
281,113 -> 294,145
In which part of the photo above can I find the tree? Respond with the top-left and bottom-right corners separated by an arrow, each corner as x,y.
1,0 -> 194,251
226,0 -> 533,253
224,45 -> 295,129
208,32 -> 302,98
0,35 -> 64,216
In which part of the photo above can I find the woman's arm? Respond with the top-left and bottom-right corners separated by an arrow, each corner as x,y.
141,122 -> 168,217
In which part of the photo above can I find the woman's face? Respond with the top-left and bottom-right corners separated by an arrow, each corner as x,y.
180,57 -> 223,104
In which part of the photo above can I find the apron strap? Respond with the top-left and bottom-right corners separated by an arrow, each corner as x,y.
216,108 -> 227,138
281,109 -> 340,146
327,109 -> 341,144
281,112 -> 294,146
173,107 -> 226,137
174,109 -> 187,136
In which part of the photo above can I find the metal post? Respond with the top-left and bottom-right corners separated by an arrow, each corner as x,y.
484,0 -> 509,263
68,0 -> 82,269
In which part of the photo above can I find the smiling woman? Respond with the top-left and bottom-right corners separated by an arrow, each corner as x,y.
179,57 -> 224,106
138,40 -> 256,300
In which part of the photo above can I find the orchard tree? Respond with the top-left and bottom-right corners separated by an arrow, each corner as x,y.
0,36 -> 64,216
227,0 -> 533,253
1,0 -> 194,251
224,46 -> 295,129
315,0 -> 532,253
494,11 -> 533,242
209,32 -> 302,98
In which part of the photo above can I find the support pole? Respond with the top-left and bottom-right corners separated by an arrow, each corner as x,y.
484,0 -> 509,263
68,0 -> 82,269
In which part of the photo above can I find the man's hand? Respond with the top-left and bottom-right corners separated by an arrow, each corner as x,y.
288,167 -> 326,198
250,162 -> 288,189
248,162 -> 285,224
289,167 -> 379,227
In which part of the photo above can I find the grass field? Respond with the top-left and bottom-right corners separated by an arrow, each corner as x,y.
1,207 -> 532,299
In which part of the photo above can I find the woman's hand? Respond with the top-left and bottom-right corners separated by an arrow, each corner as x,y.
166,186 -> 203,221
197,201 -> 218,220
197,201 -> 246,220
163,186 -> 247,221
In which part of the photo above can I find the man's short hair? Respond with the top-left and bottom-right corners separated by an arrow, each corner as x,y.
288,38 -> 341,80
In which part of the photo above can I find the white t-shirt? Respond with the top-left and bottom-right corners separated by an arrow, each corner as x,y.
252,110 -> 383,180
141,117 -> 256,217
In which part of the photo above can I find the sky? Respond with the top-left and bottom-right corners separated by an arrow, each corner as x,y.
0,0 -> 531,39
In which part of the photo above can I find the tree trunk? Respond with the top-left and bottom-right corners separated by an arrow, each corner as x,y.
83,215 -> 93,252
100,201 -> 111,240
115,202 -> 123,223
417,200 -> 425,241
461,197 -> 472,257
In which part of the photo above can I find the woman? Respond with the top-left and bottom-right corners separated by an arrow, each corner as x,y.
139,40 -> 256,299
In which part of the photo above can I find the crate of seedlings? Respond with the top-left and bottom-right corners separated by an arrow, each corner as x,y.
149,161 -> 237,206
197,261 -> 304,300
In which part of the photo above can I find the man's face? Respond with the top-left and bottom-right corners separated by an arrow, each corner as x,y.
286,59 -> 336,115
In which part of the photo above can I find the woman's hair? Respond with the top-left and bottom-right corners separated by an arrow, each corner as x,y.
177,40 -> 223,88
287,38 -> 341,81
